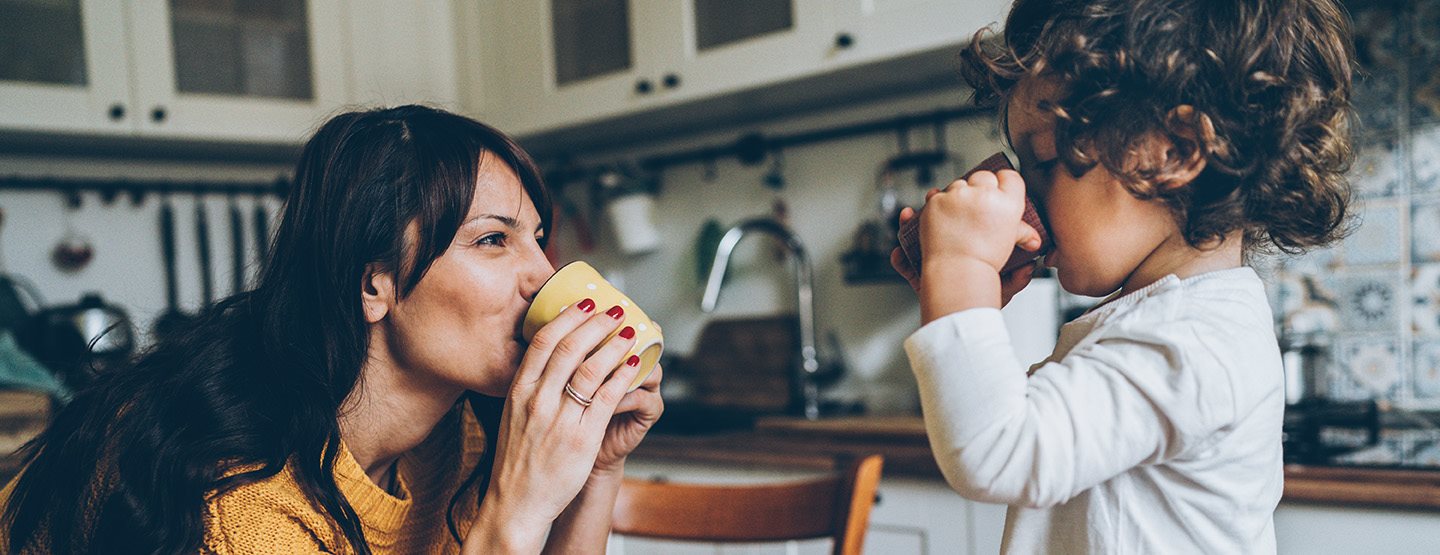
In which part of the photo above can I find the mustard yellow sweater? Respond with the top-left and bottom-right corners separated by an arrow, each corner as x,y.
1,404 -> 487,554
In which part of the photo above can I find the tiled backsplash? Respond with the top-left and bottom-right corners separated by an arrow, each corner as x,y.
1265,0 -> 1440,413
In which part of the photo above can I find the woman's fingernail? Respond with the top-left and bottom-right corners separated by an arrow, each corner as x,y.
577,298 -> 596,313
619,326 -> 635,339
626,355 -> 640,367
606,306 -> 625,320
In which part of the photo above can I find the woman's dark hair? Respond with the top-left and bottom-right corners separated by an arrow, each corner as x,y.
961,0 -> 1357,254
3,105 -> 552,554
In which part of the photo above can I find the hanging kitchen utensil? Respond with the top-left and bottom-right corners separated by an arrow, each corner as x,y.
152,192 -> 189,339
229,193 -> 245,294
194,194 -> 213,306
50,192 -> 94,273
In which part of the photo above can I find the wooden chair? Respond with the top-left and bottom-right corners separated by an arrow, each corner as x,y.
612,454 -> 884,555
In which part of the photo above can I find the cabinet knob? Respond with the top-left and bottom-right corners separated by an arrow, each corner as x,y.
107,104 -> 126,121
835,32 -> 855,49
635,79 -> 654,95
662,73 -> 681,89
151,107 -> 168,123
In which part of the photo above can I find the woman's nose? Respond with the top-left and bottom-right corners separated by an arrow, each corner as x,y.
521,250 -> 555,302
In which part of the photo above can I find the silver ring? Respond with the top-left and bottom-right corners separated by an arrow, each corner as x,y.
563,382 -> 594,408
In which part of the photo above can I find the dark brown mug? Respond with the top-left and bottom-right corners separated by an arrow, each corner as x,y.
897,152 -> 1052,277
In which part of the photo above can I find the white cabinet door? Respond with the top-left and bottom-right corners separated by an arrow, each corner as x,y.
0,0 -> 133,135
125,0 -> 348,143
488,0 -> 675,136
653,0 -> 834,104
828,0 -> 1010,68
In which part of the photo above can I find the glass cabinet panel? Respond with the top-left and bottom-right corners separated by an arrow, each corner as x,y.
168,0 -> 313,99
0,0 -> 87,85
693,0 -> 793,51
551,0 -> 632,86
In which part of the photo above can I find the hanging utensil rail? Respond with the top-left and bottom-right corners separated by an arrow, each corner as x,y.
0,176 -> 289,199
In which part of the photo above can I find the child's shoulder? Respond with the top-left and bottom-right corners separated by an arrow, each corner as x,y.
1095,267 -> 1271,335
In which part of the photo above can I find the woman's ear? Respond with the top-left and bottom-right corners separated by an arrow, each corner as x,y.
1141,105 -> 1211,190
362,264 -> 396,324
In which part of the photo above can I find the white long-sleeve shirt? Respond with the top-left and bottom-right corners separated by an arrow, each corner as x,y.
905,267 -> 1283,554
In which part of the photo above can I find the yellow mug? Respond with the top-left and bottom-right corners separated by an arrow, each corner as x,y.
523,261 -> 663,391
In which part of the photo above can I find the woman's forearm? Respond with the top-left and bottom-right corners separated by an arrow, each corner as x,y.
541,464 -> 626,555
463,487 -> 550,555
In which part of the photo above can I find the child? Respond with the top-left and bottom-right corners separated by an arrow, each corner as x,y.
890,0 -> 1355,552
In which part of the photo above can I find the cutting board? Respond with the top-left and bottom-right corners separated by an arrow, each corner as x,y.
686,315 -> 798,411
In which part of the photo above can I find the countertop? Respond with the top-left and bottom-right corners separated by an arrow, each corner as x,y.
632,416 -> 1440,512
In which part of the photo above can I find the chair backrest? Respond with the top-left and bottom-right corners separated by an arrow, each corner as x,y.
612,454 -> 884,555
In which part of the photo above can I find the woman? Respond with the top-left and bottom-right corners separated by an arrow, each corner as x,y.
0,105 -> 664,554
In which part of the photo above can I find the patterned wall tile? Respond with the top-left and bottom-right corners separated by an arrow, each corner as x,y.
1341,201 -> 1404,265
1410,199 -> 1440,260
1350,136 -> 1404,198
1333,270 -> 1405,333
1412,338 -> 1440,399
1413,124 -> 1440,193
1412,0 -> 1440,125
1411,264 -> 1440,334
1333,335 -> 1406,402
1352,1 -> 1406,133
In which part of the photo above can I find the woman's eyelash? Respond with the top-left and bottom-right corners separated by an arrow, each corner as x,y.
476,232 -> 506,246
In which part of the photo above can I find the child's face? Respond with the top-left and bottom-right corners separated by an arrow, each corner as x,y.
1005,78 -> 1181,297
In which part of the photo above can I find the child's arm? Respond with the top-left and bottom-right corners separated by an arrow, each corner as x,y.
909,170 -> 1042,319
906,310 -> 1237,508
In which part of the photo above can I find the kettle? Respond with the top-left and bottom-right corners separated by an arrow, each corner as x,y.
19,292 -> 135,391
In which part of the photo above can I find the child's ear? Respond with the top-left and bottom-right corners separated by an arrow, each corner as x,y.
1141,105 -> 1211,190
361,264 -> 396,324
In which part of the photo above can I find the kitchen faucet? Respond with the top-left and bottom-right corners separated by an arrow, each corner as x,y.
700,217 -> 822,420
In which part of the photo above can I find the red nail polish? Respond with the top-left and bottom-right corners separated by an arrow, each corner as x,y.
619,326 -> 635,339
577,298 -> 595,313
606,305 -> 624,320
626,355 -> 640,367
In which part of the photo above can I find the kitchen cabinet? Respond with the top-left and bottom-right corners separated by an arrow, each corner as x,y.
482,0 -> 831,136
125,0 -> 347,142
0,0 -> 132,135
476,0 -> 1010,138
1,0 -> 457,144
830,0 -> 1010,70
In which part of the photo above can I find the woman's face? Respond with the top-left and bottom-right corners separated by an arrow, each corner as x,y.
377,152 -> 553,397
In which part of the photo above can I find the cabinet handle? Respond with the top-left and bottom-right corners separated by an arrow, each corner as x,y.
635,79 -> 654,95
835,32 -> 855,49
107,104 -> 126,121
151,107 -> 168,123
662,73 -> 681,89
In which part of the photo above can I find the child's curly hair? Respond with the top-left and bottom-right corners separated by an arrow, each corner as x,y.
962,0 -> 1357,255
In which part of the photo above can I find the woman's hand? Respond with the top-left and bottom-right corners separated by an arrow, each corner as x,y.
591,363 -> 664,476
467,299 -> 643,553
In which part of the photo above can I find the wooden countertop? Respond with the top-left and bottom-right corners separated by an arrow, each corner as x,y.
633,416 -> 1440,512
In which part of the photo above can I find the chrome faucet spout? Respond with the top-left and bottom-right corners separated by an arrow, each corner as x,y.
699,217 -> 821,419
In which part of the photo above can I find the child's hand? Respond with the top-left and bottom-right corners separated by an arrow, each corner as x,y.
920,169 -> 1040,272
914,170 -> 1042,322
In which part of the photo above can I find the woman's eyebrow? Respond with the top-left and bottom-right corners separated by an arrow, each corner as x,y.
464,214 -> 520,229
